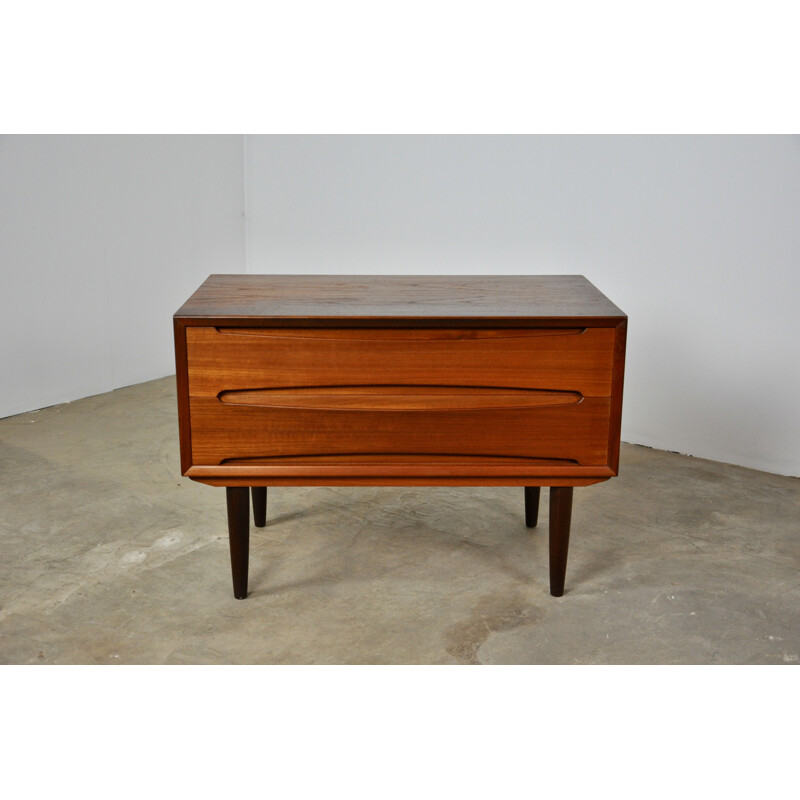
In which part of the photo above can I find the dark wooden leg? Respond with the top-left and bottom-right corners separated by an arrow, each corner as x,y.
252,486 -> 267,528
524,486 -> 540,528
226,487 -> 250,599
549,486 -> 574,597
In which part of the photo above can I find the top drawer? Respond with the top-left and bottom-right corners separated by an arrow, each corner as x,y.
186,326 -> 616,398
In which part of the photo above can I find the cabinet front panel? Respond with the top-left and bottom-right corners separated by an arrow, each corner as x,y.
184,326 -> 616,472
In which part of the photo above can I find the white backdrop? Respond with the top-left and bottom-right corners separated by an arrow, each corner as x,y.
245,135 -> 800,477
0,135 -> 245,419
2,136 -> 798,476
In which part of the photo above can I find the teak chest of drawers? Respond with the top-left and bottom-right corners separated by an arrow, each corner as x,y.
174,275 -> 627,599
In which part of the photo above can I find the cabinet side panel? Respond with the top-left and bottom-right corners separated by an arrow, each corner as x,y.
607,319 -> 627,474
174,318 -> 193,475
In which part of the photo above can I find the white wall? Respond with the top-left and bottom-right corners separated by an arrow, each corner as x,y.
4,135 -> 798,476
0,135 -> 245,419
245,135 -> 800,477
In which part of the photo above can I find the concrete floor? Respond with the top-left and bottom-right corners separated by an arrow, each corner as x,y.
1,376 -> 798,664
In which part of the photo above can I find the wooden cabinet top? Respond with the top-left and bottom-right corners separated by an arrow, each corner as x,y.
175,274 -> 626,326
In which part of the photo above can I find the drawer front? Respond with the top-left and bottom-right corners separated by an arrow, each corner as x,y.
185,326 -> 616,471
186,326 -> 616,395
189,396 -> 611,466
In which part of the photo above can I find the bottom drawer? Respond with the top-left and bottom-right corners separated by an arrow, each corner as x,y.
189,395 -> 611,468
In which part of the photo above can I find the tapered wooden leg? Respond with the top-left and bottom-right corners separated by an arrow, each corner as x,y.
524,486 -> 540,528
226,487 -> 250,599
252,486 -> 267,527
549,486 -> 573,597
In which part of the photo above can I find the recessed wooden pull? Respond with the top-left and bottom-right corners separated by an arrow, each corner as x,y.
217,385 -> 583,411
215,327 -> 587,340
220,453 -> 581,466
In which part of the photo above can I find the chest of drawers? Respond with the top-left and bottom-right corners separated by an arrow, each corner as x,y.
174,275 -> 626,599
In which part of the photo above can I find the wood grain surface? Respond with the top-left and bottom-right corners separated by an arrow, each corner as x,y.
175,274 -> 626,325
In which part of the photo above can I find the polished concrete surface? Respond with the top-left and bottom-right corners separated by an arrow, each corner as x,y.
1,377 -> 798,664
